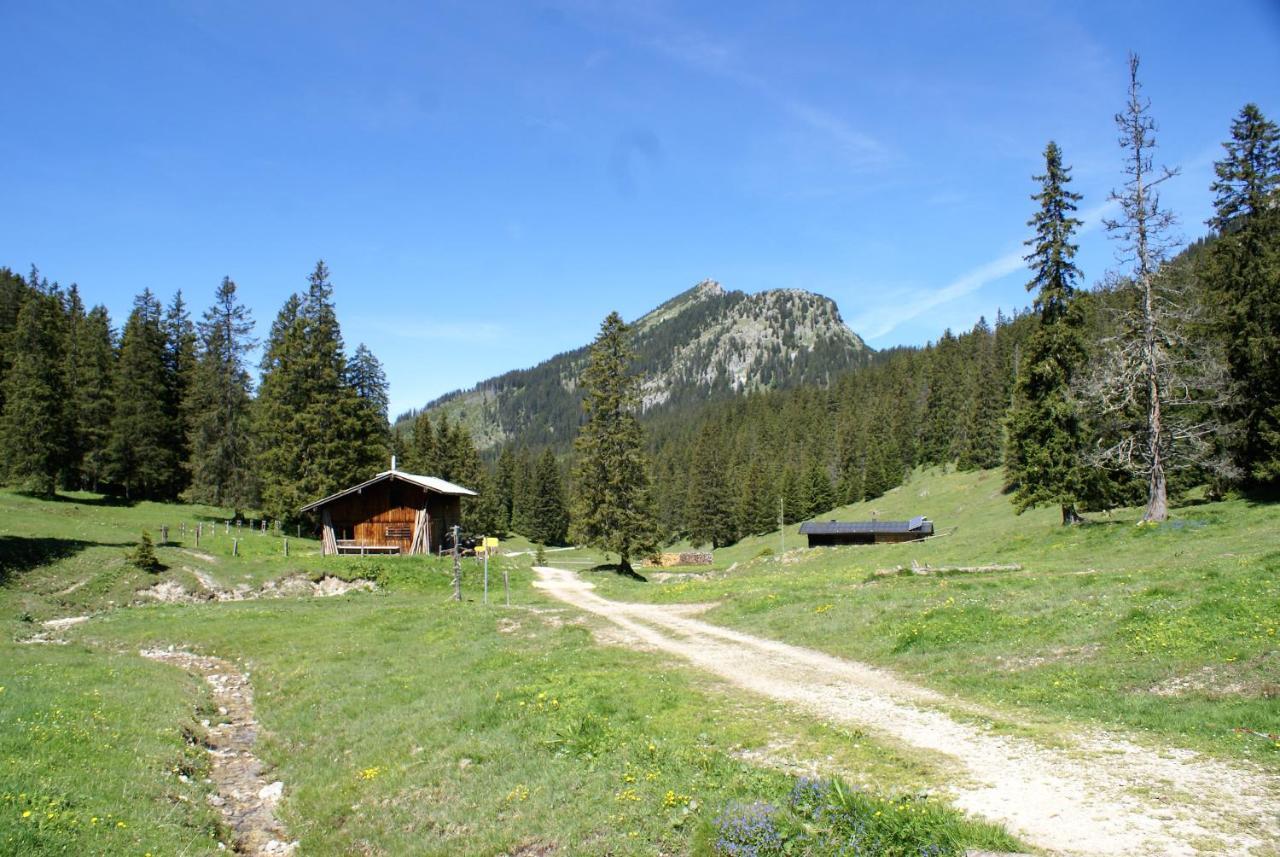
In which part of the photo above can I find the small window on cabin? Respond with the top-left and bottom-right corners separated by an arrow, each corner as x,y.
385,525 -> 412,539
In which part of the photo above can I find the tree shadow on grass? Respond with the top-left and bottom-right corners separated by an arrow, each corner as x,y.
16,490 -> 136,508
589,563 -> 648,582
0,535 -> 126,586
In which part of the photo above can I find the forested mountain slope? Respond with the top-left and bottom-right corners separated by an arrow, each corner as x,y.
396,280 -> 870,450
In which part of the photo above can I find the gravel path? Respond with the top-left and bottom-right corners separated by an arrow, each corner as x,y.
533,566 -> 1279,856
142,648 -> 298,856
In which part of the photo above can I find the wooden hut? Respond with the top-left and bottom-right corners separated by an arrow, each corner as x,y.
799,516 -> 933,547
299,468 -> 476,556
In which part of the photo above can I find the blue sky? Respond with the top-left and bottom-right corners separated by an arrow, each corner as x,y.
3,1 -> 1278,417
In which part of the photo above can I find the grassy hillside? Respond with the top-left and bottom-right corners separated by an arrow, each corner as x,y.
0,489 -> 1019,856
586,467 -> 1280,762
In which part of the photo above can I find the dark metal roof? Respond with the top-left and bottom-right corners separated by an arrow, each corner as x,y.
799,519 -> 933,536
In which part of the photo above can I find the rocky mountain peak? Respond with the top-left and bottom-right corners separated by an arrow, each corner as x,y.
405,280 -> 872,451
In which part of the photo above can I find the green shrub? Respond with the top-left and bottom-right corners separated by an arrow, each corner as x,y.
128,531 -> 162,573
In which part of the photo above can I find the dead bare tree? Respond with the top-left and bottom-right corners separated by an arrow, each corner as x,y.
1083,54 -> 1228,521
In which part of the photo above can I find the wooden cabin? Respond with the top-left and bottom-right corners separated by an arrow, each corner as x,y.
300,468 -> 476,556
799,516 -> 933,547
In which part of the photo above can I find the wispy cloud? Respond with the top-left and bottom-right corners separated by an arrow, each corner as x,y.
851,250 -> 1025,340
852,199 -> 1118,341
576,3 -> 889,172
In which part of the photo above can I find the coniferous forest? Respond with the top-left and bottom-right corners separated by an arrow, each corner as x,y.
2,93 -> 1278,551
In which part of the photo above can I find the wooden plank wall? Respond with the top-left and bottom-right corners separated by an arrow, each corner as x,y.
323,480 -> 463,554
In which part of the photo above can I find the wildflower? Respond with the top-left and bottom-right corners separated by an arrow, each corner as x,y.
116,820 -> 126,828
358,766 -> 381,781
21,811 -> 30,818
711,802 -> 782,855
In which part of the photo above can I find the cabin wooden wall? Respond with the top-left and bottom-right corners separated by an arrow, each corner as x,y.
324,481 -> 463,554
429,495 -> 461,552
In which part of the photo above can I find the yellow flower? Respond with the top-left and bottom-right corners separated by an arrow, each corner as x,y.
21,810 -> 30,818
116,820 -> 126,828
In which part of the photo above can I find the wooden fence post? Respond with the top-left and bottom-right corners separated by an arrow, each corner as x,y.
283,537 -> 289,557
452,525 -> 462,602
232,538 -> 239,557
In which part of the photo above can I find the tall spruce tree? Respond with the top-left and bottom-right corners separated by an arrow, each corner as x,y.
0,268 -> 31,420
346,342 -> 392,474
803,460 -> 836,518
511,447 -> 536,536
781,466 -> 807,523
1206,103 -> 1280,487
108,290 -> 178,499
463,467 -> 505,535
957,318 -> 1005,471
686,422 -> 735,548
76,306 -> 116,492
735,455 -> 776,536
254,293 -> 303,515
164,291 -> 197,497
61,285 -> 89,486
187,277 -> 257,509
0,276 -> 70,493
569,312 -> 658,572
529,449 -> 569,545
349,343 -> 391,417
256,262 -> 379,520
1006,141 -> 1089,524
406,410 -> 438,474
494,446 -> 517,531
921,330 -> 966,465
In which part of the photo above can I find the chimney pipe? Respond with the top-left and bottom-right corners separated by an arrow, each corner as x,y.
391,455 -> 397,471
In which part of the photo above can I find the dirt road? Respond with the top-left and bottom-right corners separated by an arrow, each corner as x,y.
532,566 -> 1279,856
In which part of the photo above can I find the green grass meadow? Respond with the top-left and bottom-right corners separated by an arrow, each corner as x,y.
586,467 -> 1280,762
1,469 -> 1277,853
1,486 -> 1024,855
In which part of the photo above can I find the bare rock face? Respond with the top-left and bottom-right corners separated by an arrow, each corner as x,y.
408,279 -> 871,450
